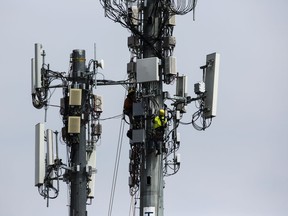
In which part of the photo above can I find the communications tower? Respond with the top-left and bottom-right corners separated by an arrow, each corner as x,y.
31,1 -> 220,216
100,0 -> 220,216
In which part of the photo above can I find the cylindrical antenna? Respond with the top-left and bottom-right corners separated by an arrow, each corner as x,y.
94,43 -> 97,60
54,131 -> 59,160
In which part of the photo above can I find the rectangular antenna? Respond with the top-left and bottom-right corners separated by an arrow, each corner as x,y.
35,123 -> 45,186
204,52 -> 220,118
46,129 -> 54,166
34,43 -> 43,89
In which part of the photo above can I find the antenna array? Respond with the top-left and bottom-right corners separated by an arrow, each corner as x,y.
32,45 -> 104,214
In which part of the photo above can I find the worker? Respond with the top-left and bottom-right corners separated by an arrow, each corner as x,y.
153,109 -> 167,139
153,109 -> 167,154
153,109 -> 167,129
124,89 -> 136,139
123,88 -> 136,124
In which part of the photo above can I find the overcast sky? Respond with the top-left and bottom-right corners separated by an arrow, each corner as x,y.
1,1 -> 287,216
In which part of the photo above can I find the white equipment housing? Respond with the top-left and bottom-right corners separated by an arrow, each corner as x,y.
34,43 -> 43,89
35,123 -> 45,186
204,53 -> 220,118
194,81 -> 205,95
136,57 -> 160,82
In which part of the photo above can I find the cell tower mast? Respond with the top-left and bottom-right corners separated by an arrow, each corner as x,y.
32,45 -> 104,216
69,50 -> 88,216
100,0 -> 219,215
140,0 -> 164,215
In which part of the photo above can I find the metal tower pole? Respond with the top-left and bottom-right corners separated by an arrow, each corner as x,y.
140,0 -> 164,215
69,49 -> 88,216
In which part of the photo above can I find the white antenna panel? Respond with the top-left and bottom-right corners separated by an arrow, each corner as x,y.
35,123 -> 45,186
204,52 -> 220,118
87,146 -> 97,198
46,129 -> 54,166
34,43 -> 43,89
176,75 -> 188,97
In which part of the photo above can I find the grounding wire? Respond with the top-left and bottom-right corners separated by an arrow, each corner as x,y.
108,118 -> 125,216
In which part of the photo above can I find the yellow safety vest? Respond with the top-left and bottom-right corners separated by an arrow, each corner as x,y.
153,116 -> 167,129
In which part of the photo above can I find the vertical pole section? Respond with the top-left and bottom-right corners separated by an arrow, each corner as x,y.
70,50 -> 87,216
140,0 -> 164,216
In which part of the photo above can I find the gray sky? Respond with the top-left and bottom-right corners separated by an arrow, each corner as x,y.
1,0 -> 287,216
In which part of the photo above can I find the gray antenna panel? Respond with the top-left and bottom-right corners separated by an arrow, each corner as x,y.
204,53 -> 220,118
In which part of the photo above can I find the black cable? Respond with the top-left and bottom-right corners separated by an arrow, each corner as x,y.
164,121 -> 179,142
99,114 -> 123,121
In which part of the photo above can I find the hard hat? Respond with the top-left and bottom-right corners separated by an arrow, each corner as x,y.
159,109 -> 165,116
128,88 -> 135,94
